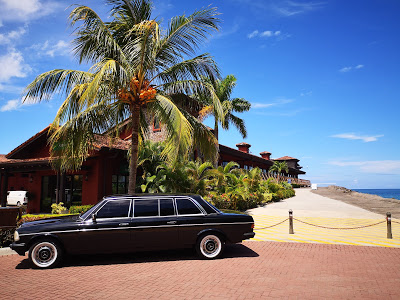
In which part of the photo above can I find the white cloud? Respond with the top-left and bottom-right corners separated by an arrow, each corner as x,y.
248,30 -> 283,39
331,133 -> 384,143
45,40 -> 70,57
339,67 -> 352,73
0,99 -> 20,112
339,64 -> 365,73
0,94 -> 47,112
0,83 -> 24,94
248,30 -> 259,39
273,1 -> 326,17
0,26 -> 27,44
300,91 -> 312,96
252,98 -> 294,108
0,0 -> 62,23
0,49 -> 31,82
30,40 -> 70,57
328,160 -> 400,175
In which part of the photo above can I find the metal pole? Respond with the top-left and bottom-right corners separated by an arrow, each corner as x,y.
387,212 -> 392,239
289,209 -> 294,234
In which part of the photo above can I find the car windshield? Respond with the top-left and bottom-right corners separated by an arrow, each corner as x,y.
80,200 -> 105,220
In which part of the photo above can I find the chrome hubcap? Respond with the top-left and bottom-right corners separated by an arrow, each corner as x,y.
32,242 -> 57,267
200,235 -> 221,258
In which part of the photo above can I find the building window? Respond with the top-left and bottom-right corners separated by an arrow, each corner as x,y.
153,116 -> 161,132
112,175 -> 129,194
244,165 -> 248,170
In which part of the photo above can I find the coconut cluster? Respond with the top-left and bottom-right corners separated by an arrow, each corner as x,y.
117,77 -> 157,104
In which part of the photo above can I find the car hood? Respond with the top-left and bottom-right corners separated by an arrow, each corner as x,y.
20,215 -> 80,229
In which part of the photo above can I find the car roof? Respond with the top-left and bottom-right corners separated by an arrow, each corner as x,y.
103,194 -> 200,200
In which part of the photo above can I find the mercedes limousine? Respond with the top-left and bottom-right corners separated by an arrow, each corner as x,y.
11,194 -> 255,268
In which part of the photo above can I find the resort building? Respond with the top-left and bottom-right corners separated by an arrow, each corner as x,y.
0,124 -> 309,213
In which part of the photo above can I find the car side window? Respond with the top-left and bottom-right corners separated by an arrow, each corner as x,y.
160,199 -> 175,216
134,199 -> 159,217
176,198 -> 202,215
96,200 -> 131,219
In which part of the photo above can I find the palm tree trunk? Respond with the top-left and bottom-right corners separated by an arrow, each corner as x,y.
213,119 -> 219,168
128,104 -> 140,194
214,118 -> 219,141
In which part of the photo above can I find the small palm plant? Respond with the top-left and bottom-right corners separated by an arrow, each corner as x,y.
269,161 -> 289,183
23,0 -> 223,193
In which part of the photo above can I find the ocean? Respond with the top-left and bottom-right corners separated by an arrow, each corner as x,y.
353,189 -> 400,201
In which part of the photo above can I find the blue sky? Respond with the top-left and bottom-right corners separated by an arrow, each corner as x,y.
0,0 -> 399,189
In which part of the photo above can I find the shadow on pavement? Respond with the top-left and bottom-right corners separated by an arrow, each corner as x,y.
15,243 -> 258,269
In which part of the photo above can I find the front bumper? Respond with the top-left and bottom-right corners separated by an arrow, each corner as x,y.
10,243 -> 27,256
243,232 -> 255,240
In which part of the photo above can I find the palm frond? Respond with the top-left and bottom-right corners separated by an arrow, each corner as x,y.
23,69 -> 94,103
156,6 -> 220,62
69,5 -> 130,67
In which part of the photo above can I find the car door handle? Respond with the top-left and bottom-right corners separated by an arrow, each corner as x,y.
167,221 -> 177,225
119,223 -> 129,226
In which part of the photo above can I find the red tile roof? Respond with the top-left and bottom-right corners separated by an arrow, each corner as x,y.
1,127 -> 130,167
93,135 -> 130,151
274,156 -> 299,161
6,125 -> 51,158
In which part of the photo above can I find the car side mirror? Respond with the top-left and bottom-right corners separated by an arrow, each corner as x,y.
92,213 -> 97,223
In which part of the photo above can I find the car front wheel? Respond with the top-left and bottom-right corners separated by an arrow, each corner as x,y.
196,234 -> 225,259
29,240 -> 63,268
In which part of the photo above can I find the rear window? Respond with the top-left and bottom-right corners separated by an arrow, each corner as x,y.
176,198 -> 202,215
160,199 -> 175,216
195,196 -> 220,214
134,199 -> 159,217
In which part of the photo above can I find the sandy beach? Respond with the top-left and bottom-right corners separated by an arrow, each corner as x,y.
312,186 -> 400,218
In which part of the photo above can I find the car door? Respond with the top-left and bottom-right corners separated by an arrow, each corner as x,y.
131,197 -> 179,251
78,198 -> 133,254
175,197 -> 207,247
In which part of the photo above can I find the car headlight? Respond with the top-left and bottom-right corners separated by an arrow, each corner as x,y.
14,231 -> 20,242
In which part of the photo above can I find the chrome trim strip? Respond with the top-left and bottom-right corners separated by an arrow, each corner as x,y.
19,222 -> 254,236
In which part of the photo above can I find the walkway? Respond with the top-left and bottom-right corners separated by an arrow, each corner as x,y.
248,188 -> 400,247
1,242 -> 399,299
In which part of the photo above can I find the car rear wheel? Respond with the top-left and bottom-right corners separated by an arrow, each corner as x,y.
196,234 -> 225,259
29,240 -> 63,268
16,201 -> 21,206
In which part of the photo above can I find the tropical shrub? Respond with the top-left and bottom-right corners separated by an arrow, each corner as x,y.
69,205 -> 94,214
51,202 -> 67,214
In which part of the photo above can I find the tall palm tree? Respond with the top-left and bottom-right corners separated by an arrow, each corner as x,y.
269,161 -> 289,183
198,75 -> 251,140
23,0 -> 223,193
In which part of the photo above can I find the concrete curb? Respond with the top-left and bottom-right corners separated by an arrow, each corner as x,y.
0,247 -> 17,256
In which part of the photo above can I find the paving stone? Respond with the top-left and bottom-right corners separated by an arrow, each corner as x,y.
1,242 -> 400,299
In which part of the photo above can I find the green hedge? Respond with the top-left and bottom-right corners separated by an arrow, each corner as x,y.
69,205 -> 94,214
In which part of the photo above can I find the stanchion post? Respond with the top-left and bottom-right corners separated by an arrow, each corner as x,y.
289,209 -> 294,234
386,212 -> 392,239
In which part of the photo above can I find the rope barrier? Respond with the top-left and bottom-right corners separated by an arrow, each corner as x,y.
392,220 -> 400,224
254,218 -> 288,230
293,218 -> 386,230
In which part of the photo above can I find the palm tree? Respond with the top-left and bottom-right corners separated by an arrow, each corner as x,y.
185,158 -> 214,195
211,161 -> 239,194
198,75 -> 251,140
269,161 -> 289,183
23,0 -> 223,193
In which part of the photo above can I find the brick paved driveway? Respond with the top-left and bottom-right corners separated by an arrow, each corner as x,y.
1,242 -> 400,299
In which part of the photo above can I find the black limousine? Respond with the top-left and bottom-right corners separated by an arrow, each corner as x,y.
12,194 -> 255,268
